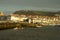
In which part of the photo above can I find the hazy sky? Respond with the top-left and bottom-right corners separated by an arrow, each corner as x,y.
0,0 -> 60,13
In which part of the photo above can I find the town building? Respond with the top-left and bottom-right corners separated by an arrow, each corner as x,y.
0,11 -> 4,16
0,13 -> 60,26
9,14 -> 28,22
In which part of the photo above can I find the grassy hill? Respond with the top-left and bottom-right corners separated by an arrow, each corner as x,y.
13,10 -> 60,16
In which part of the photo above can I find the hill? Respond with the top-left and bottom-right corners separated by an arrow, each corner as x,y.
13,10 -> 60,16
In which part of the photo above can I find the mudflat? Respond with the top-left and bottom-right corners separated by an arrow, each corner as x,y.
0,26 -> 60,40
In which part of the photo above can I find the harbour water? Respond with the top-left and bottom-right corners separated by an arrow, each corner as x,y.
0,26 -> 60,40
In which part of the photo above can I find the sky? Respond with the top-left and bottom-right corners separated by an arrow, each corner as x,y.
0,0 -> 60,14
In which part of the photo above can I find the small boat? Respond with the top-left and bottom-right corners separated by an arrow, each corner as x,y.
13,27 -> 24,30
36,26 -> 42,28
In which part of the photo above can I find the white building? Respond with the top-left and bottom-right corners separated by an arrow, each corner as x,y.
9,15 -> 28,22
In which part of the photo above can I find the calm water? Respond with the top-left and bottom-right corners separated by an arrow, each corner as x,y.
0,26 -> 60,40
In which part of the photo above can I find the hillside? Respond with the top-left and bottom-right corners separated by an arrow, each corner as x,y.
13,10 -> 60,16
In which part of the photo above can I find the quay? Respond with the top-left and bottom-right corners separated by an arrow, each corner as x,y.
0,22 -> 37,30
0,21 -> 60,30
